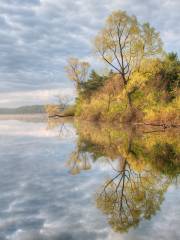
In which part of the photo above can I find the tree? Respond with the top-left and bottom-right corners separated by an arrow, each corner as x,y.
55,94 -> 72,111
65,57 -> 90,92
80,70 -> 107,99
101,74 -> 122,112
45,104 -> 61,117
157,52 -> 180,100
94,10 -> 163,108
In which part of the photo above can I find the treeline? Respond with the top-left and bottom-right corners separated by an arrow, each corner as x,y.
65,10 -> 179,126
0,105 -> 46,114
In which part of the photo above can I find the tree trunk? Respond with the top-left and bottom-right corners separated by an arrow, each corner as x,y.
107,94 -> 111,112
127,92 -> 133,109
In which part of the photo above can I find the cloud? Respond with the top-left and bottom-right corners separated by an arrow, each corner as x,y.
0,88 -> 75,107
0,0 -> 179,106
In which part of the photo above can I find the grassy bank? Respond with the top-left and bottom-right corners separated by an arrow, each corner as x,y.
45,104 -> 75,118
74,55 -> 179,127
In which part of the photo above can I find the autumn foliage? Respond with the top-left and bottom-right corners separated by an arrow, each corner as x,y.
65,10 -> 179,125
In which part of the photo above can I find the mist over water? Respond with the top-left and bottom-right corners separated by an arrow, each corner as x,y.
0,117 -> 179,240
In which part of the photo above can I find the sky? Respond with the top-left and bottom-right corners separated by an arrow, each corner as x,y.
0,0 -> 179,107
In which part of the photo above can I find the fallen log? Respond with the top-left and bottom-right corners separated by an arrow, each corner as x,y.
48,114 -> 74,118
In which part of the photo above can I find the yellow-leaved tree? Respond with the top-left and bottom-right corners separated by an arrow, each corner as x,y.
65,57 -> 90,93
94,10 -> 163,111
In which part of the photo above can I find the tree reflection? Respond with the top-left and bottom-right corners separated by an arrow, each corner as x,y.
151,142 -> 180,177
68,147 -> 92,175
47,117 -> 75,138
96,157 -> 170,232
67,122 -> 179,232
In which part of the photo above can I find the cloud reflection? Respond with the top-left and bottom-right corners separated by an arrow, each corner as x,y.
0,120 -> 179,240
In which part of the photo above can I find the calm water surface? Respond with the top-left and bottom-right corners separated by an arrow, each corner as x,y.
0,117 -> 179,240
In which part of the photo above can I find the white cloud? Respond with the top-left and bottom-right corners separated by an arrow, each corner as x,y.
0,88 -> 75,107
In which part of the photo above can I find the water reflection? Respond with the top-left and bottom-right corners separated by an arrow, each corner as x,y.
66,121 -> 180,233
0,118 -> 179,240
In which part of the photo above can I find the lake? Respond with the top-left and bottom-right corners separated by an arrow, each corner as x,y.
0,116 -> 179,240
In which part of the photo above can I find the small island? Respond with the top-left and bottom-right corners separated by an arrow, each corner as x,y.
47,10 -> 179,129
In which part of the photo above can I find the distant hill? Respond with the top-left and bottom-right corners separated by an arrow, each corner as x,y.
0,105 -> 46,114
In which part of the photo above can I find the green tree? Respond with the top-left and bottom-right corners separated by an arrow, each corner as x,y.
157,52 -> 180,100
80,70 -> 107,99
